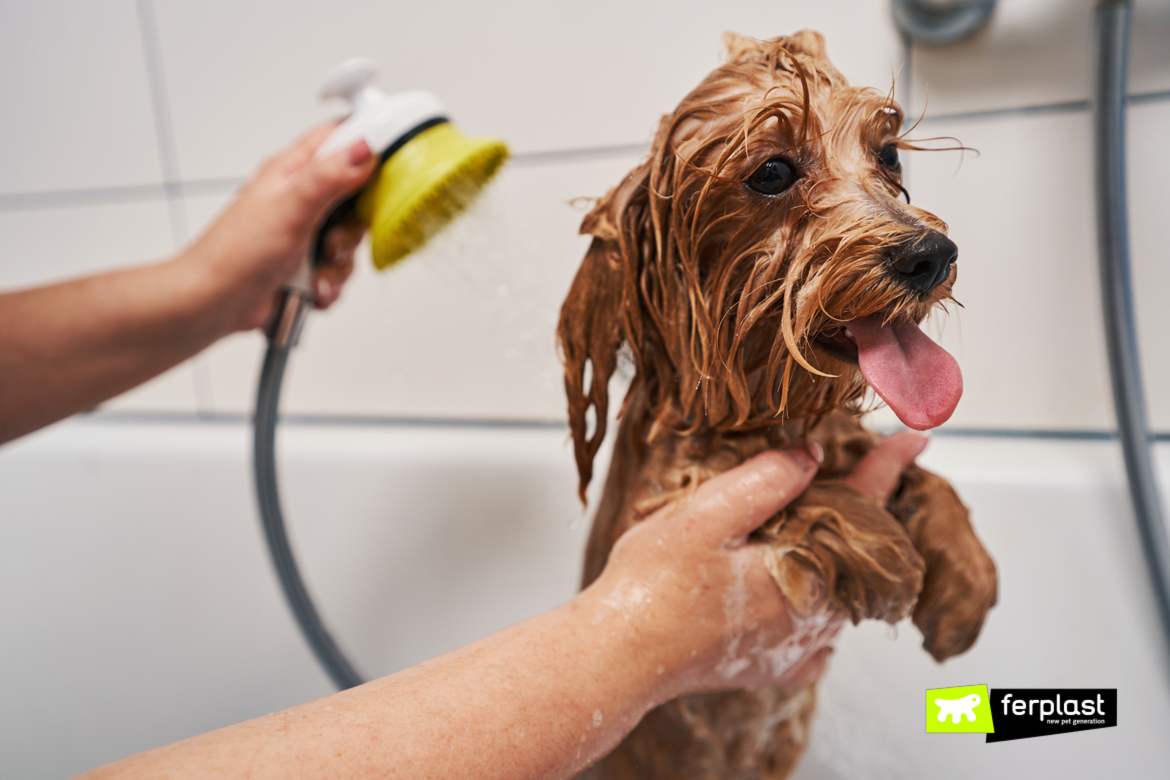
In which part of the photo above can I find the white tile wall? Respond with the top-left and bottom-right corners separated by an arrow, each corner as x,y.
1130,0 -> 1170,96
909,0 -> 1093,119
908,0 -> 1170,119
0,1 -> 1165,429
149,0 -> 905,181
0,200 -> 199,412
1129,99 -> 1170,431
0,0 -> 164,195
0,201 -> 172,289
903,109 -> 1115,431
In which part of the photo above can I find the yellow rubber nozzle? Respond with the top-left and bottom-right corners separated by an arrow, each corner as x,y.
356,122 -> 509,270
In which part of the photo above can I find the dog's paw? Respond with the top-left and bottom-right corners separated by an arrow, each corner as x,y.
754,483 -> 925,625
889,464 -> 998,661
913,548 -> 997,661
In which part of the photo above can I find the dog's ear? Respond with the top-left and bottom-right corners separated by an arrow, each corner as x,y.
558,163 -> 651,502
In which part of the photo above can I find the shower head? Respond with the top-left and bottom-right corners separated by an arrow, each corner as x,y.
314,59 -> 509,271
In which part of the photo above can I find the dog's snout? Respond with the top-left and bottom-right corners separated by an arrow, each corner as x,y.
887,231 -> 957,293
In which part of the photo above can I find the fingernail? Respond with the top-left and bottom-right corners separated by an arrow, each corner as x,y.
807,441 -> 825,466
315,278 -> 333,301
347,139 -> 372,166
911,432 -> 931,458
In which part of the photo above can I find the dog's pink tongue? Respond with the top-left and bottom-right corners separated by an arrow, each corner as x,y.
848,314 -> 963,430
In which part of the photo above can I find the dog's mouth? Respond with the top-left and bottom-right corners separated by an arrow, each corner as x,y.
814,313 -> 963,430
813,325 -> 860,364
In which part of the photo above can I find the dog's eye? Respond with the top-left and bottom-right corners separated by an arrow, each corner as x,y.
746,158 -> 797,196
877,144 -> 901,171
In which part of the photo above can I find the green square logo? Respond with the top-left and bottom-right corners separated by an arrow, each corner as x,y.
926,685 -> 995,733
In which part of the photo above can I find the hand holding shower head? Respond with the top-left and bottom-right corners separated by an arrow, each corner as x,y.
256,61 -> 509,689
313,59 -> 509,271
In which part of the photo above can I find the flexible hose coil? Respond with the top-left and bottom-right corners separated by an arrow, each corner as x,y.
254,337 -> 365,690
1092,0 -> 1170,664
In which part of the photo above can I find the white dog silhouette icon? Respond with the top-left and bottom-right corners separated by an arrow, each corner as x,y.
935,693 -> 981,724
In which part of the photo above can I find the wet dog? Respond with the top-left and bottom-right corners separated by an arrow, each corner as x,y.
558,31 -> 997,779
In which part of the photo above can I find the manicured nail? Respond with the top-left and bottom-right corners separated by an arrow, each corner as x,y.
315,278 -> 333,301
347,139 -> 372,166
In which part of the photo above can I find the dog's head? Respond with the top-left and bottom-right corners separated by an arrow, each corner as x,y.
559,31 -> 962,496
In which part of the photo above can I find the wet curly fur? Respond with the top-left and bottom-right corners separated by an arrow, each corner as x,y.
558,31 -> 998,779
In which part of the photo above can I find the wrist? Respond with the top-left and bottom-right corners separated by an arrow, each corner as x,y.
572,573 -> 703,711
171,241 -> 279,337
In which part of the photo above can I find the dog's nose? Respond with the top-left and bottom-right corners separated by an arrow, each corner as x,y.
887,231 -> 957,293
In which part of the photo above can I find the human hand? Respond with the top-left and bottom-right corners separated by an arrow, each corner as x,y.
580,432 -> 928,704
178,123 -> 378,335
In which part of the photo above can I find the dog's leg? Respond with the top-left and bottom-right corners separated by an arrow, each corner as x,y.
754,483 -> 926,626
887,464 -> 997,661
809,411 -> 997,659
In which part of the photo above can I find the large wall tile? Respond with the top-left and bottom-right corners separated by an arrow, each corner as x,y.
152,0 -> 904,181
196,153 -> 641,420
1130,0 -> 1170,96
0,200 -> 197,415
100,363 -> 200,414
1128,100 -> 1170,431
0,201 -> 174,289
905,110 -> 1114,431
909,0 -> 1092,119
0,0 -> 164,195
909,0 -> 1170,119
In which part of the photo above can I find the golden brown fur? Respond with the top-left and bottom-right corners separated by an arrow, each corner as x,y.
558,31 -> 998,779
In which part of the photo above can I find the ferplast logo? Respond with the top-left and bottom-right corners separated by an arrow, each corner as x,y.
926,685 -> 995,734
985,689 -> 1117,743
926,686 -> 1117,742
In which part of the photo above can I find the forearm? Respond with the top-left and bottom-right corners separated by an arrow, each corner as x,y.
79,589 -> 667,780
0,255 -> 233,443
0,126 -> 377,445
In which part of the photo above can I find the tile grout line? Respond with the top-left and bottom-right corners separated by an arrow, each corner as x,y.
86,409 -> 571,431
133,0 -> 215,414
508,143 -> 649,167
133,0 -> 188,247
3,89 -> 1169,214
920,91 -> 1170,125
899,33 -> 914,185
79,409 -> 1170,441
921,98 -> 1091,125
